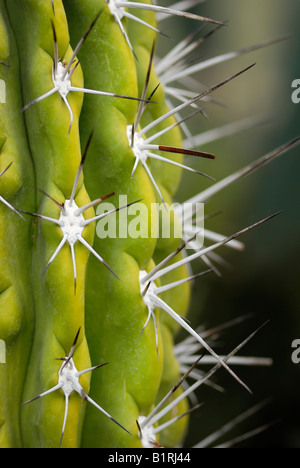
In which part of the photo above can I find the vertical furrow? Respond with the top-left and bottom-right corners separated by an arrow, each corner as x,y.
6,0 -> 93,448
0,0 -> 35,448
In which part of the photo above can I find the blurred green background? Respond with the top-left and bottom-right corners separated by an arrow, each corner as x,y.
158,0 -> 300,448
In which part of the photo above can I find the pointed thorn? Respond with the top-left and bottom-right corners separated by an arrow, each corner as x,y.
36,187 -> 65,212
82,131 -> 94,167
21,394 -> 41,406
61,327 -> 81,371
0,161 -> 13,178
158,145 -> 215,159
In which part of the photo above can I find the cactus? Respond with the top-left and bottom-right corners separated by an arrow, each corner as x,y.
0,0 -> 298,449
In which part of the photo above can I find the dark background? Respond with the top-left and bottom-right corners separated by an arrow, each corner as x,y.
158,0 -> 300,448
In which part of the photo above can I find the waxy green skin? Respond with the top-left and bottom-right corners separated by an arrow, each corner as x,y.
127,7 -> 192,446
0,2 -> 35,447
64,0 -> 191,447
6,0 -> 94,447
63,0 -> 164,447
0,0 -> 192,447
